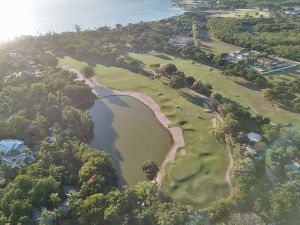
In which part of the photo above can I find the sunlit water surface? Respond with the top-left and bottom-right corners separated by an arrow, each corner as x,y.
0,0 -> 183,42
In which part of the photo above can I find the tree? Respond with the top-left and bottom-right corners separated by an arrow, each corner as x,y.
155,202 -> 200,225
29,176 -> 60,207
162,64 -> 177,76
142,160 -> 159,181
50,193 -> 61,208
66,191 -> 81,211
81,66 -> 95,79
38,208 -> 59,225
210,92 -> 222,102
150,64 -> 160,69
269,180 -> 300,220
223,117 -> 241,135
262,124 -> 280,142
266,146 -> 292,181
77,193 -> 106,225
185,76 -> 195,86
63,106 -> 93,141
192,80 -> 212,96
79,151 -> 117,196
210,123 -> 225,141
293,103 -> 300,113
8,199 -> 33,225
208,197 -> 235,222
0,212 -> 8,225
228,213 -> 266,225
169,75 -> 185,89
104,190 -> 129,225
132,182 -> 159,206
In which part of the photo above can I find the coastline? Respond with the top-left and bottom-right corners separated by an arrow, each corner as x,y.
0,1 -> 184,43
59,63 -> 185,185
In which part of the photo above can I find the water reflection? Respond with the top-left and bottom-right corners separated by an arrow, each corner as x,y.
89,95 -> 172,185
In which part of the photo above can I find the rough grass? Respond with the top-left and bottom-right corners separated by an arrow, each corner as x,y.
200,34 -> 241,55
59,56 -> 229,208
129,52 -> 300,129
208,8 -> 271,19
267,66 -> 300,83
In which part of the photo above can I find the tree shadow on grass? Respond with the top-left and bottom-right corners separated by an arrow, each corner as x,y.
221,96 -> 251,111
154,53 -> 173,60
179,91 -> 205,108
233,80 -> 261,91
63,53 -> 150,77
184,128 -> 196,132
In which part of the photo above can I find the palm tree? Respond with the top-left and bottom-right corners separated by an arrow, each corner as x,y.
38,208 -> 58,225
66,191 -> 80,210
50,193 -> 61,208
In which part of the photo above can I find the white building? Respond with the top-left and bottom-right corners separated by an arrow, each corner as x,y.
0,139 -> 29,168
247,132 -> 262,142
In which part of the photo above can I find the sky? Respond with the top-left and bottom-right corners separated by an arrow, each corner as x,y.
0,0 -> 39,41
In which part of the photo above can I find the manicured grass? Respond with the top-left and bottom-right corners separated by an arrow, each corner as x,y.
129,52 -> 300,129
59,56 -> 229,208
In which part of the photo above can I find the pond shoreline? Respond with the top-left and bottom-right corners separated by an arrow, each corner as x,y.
59,63 -> 185,185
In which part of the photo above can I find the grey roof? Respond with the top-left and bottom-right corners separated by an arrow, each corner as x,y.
0,139 -> 27,154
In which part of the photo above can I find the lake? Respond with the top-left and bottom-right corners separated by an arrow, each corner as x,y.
0,0 -> 183,42
89,96 -> 172,185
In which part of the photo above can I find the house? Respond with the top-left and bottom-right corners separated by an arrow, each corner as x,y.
0,139 -> 29,167
247,132 -> 262,142
226,50 -> 255,62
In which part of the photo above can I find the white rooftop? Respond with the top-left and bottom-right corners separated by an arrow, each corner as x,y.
247,132 -> 262,142
0,139 -> 27,154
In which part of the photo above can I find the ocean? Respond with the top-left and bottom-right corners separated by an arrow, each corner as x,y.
0,0 -> 183,41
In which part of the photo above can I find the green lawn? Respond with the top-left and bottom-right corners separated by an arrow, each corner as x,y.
59,56 -> 229,208
200,34 -> 241,55
129,52 -> 300,129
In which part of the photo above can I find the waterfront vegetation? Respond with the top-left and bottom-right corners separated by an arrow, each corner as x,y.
0,49 -> 204,225
59,56 -> 228,208
0,4 -> 300,224
0,134 -> 204,225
